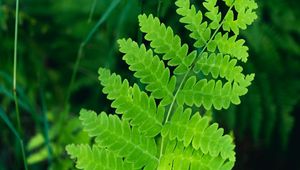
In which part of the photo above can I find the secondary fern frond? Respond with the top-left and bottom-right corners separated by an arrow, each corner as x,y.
66,144 -> 134,170
78,110 -> 158,169
98,68 -> 164,137
138,14 -> 197,75
161,106 -> 235,161
158,140 -> 234,170
118,38 -> 176,105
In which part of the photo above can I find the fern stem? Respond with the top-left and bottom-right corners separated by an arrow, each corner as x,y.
163,2 -> 235,125
159,72 -> 189,159
164,74 -> 189,123
159,2 -> 235,160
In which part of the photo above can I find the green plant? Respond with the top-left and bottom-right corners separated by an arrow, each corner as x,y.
66,0 -> 257,169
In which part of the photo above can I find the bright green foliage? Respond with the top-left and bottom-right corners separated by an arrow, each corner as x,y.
172,0 -> 257,110
158,140 -> 234,170
208,33 -> 249,62
176,0 -> 256,61
66,144 -> 134,170
177,74 -> 254,110
176,0 -> 211,48
66,0 -> 257,169
98,68 -> 164,137
118,38 -> 176,105
138,14 -> 197,75
194,53 -> 242,82
203,0 -> 222,30
222,0 -> 258,35
162,106 -> 235,161
77,110 -> 158,169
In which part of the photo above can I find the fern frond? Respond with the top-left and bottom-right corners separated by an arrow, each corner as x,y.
118,38 -> 176,105
138,14 -> 197,75
175,0 -> 211,48
222,0 -> 258,34
176,0 -> 257,42
193,52 -> 253,84
66,144 -> 134,170
158,140 -> 234,170
79,110 -> 158,169
66,0 -> 258,169
203,0 -> 222,30
98,68 -> 164,136
162,106 -> 235,161
177,75 -> 254,110
207,33 -> 249,62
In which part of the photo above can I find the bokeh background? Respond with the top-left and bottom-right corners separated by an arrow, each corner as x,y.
0,0 -> 299,169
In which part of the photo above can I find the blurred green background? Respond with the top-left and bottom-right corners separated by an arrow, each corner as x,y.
0,0 -> 299,169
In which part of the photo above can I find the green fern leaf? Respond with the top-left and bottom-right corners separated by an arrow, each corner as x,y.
118,38 -> 176,105
98,68 -> 164,137
208,33 -> 249,62
222,0 -> 258,35
79,109 -> 158,169
177,75 -> 254,110
158,140 -> 235,170
138,14 -> 197,75
66,144 -> 134,170
161,106 -> 235,161
203,0 -> 222,30
176,0 -> 211,48
194,52 -> 254,85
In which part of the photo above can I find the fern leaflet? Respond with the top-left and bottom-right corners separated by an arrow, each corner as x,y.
78,110 -> 158,169
138,14 -> 197,75
158,140 -> 234,170
162,106 -> 235,161
118,38 -> 176,106
66,144 -> 134,170
98,68 -> 164,137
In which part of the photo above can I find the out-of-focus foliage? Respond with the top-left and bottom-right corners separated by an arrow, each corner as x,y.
0,0 -> 141,169
0,0 -> 299,169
